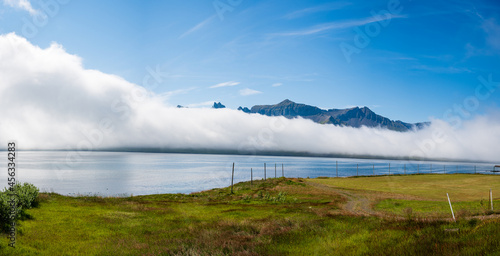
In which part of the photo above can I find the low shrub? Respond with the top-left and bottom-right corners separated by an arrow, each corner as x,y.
0,183 -> 39,232
13,182 -> 40,209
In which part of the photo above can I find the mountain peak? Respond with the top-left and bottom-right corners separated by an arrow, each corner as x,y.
251,99 -> 323,117
212,102 -> 226,109
238,106 -> 251,113
278,99 -> 294,105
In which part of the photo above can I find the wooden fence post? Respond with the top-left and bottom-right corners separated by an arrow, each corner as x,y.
282,164 -> 284,178
389,163 -> 391,175
373,164 -> 375,176
491,189 -> 494,211
251,168 -> 253,185
447,193 -> 455,222
264,163 -> 266,181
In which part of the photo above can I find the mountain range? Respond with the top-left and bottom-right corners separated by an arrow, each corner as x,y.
233,99 -> 428,132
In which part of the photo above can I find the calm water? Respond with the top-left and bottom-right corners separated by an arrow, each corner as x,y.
0,151 -> 496,196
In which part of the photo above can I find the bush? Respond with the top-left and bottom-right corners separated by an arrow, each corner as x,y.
13,182 -> 39,209
0,192 -> 17,231
0,183 -> 39,232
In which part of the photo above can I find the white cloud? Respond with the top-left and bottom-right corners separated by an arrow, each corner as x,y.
464,17 -> 500,58
179,15 -> 216,39
157,87 -> 196,102
412,65 -> 472,74
1,33 -> 500,162
239,88 -> 262,96
210,81 -> 239,88
284,2 -> 351,19
482,18 -> 500,51
272,83 -> 282,87
3,0 -> 38,16
274,14 -> 407,36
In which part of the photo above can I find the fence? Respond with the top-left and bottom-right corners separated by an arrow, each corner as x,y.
229,160 -> 499,186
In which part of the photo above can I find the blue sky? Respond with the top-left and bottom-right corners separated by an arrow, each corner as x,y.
1,0 -> 499,123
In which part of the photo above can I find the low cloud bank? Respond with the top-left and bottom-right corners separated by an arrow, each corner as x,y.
1,33 -> 499,162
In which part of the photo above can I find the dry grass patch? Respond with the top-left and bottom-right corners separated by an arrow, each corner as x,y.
309,174 -> 500,201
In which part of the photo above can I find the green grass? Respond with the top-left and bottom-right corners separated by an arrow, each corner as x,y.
309,174 -> 500,201
376,198 -> 499,217
2,175 -> 500,255
272,217 -> 500,255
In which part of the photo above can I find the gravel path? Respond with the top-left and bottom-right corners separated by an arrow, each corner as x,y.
306,181 -> 381,217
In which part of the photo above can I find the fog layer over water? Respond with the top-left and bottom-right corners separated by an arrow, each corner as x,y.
1,33 -> 500,162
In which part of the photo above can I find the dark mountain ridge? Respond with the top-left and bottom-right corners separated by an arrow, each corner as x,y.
242,99 -> 428,132
212,102 -> 226,109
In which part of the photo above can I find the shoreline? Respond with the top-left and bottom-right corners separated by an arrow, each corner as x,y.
1,149 -> 496,164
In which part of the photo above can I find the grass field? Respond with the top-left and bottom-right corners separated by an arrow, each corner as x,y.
309,174 -> 500,201
1,175 -> 500,255
310,174 -> 500,218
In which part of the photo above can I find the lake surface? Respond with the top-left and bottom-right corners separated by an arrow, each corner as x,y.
1,151 -> 497,196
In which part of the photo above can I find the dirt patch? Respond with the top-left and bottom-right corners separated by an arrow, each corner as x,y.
305,181 -> 380,216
